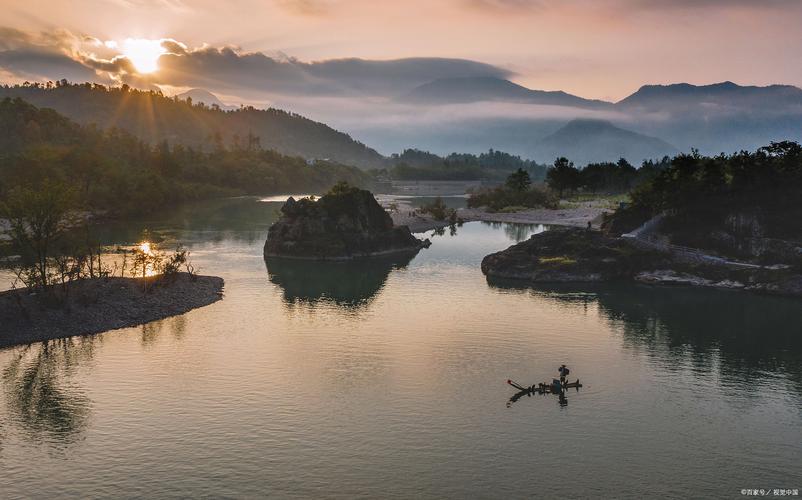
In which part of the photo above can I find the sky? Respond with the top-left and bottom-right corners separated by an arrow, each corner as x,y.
2,0 -> 802,102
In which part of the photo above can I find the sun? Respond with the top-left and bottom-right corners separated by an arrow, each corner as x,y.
122,38 -> 166,74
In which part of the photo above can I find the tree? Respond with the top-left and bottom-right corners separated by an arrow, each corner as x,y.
546,157 -> 581,198
0,180 -> 77,289
506,168 -> 532,192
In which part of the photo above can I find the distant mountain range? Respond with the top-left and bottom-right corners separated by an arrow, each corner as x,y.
3,78 -> 801,168
372,77 -> 802,164
617,81 -> 802,111
175,88 -> 237,110
400,77 -> 611,109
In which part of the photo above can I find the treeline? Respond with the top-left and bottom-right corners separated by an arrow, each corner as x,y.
379,148 -> 549,181
0,97 -> 370,215
626,142 -> 802,240
546,157 -> 669,197
0,81 -> 384,168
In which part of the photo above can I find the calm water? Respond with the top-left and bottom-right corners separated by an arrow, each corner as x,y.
1,197 -> 801,499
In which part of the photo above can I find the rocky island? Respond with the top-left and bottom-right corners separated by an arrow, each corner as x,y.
265,183 -> 430,260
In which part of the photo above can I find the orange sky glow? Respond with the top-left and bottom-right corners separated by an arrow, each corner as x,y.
2,0 -> 802,101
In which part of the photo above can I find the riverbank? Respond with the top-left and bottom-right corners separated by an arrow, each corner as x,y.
0,273 -> 224,349
384,198 -> 607,233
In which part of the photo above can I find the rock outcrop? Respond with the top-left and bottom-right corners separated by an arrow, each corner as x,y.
481,228 -> 664,282
264,186 -> 430,260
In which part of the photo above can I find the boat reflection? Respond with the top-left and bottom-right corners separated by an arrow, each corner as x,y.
507,386 -> 574,408
487,279 -> 802,396
265,251 -> 418,311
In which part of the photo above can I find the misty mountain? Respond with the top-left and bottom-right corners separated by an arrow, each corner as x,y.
175,88 -> 235,110
533,119 -> 678,166
616,81 -> 802,111
614,82 -> 802,155
351,80 -> 802,162
0,83 -> 385,169
400,77 -> 611,109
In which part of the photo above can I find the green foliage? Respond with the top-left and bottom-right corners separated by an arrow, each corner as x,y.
418,197 -> 456,221
0,180 -> 78,290
614,142 -> 802,257
467,185 -> 558,212
630,142 -> 802,220
387,148 -> 548,181
505,168 -> 532,192
327,181 -> 360,196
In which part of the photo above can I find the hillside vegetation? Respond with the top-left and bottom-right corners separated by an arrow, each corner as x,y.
382,148 -> 548,181
0,81 -> 384,169
614,143 -> 802,263
0,97 -> 370,215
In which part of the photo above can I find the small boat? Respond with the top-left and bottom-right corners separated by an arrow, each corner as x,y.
507,378 -> 582,395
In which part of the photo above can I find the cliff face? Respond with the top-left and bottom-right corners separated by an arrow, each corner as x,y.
264,187 -> 429,260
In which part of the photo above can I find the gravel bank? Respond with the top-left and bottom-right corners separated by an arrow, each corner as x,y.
0,273 -> 224,349
384,198 -> 607,233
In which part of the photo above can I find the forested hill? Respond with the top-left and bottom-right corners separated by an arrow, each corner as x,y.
0,82 -> 385,169
0,97 -> 370,215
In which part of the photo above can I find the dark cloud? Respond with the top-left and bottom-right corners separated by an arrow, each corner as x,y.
151,47 -> 512,97
0,48 -> 100,83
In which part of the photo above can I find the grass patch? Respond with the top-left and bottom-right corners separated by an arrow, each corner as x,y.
538,256 -> 577,266
498,205 -> 529,213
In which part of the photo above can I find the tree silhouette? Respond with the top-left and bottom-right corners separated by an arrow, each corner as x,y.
546,157 -> 581,198
506,168 -> 532,192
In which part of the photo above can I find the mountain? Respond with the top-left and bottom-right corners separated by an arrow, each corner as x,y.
617,81 -> 802,111
400,77 -> 612,109
175,88 -> 234,110
0,83 -> 385,169
534,119 -> 678,166
615,81 -> 802,154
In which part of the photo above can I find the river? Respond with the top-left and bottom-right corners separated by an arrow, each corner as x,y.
1,196 -> 801,499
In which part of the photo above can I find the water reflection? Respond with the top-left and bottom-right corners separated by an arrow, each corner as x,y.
85,196 -> 282,248
141,315 -> 188,346
265,252 -> 418,310
2,339 -> 95,447
480,221 -> 548,242
488,279 -> 802,395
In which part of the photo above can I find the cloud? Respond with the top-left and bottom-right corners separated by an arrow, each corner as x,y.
0,27 -> 512,98
0,27 -> 108,83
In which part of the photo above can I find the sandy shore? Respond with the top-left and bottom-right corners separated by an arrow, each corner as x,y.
0,273 -> 224,349
383,198 -> 609,233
